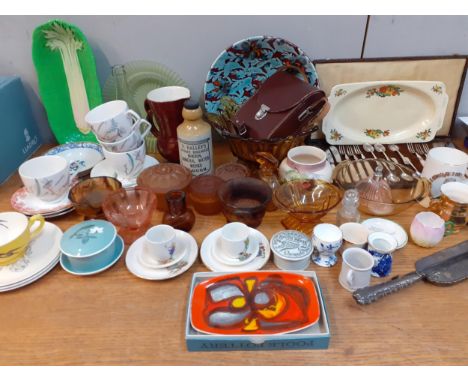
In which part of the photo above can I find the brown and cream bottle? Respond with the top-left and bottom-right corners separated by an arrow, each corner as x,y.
177,100 -> 214,176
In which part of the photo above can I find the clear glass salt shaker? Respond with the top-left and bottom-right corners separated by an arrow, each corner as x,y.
336,189 -> 360,226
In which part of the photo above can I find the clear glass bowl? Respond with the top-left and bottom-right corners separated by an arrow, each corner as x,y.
333,158 -> 431,216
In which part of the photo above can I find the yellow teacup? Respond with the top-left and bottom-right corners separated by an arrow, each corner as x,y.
0,212 -> 45,266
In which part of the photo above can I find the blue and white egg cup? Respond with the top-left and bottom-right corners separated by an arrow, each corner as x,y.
311,223 -> 343,268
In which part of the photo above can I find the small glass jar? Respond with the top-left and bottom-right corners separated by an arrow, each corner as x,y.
162,191 -> 195,232
336,189 -> 360,226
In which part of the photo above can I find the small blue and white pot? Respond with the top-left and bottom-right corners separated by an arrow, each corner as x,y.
312,223 -> 343,267
60,219 -> 117,271
367,232 -> 398,277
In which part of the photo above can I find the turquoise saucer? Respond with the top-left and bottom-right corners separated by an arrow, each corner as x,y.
60,235 -> 124,276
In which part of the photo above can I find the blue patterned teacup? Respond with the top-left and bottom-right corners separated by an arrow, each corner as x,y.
312,223 -> 343,267
367,232 -> 398,278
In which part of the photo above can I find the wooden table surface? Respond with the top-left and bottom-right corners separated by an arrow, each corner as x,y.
0,142 -> 467,366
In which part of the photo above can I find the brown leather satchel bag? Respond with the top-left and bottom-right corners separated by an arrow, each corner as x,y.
231,68 -> 329,140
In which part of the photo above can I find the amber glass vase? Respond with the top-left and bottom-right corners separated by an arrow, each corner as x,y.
162,191 -> 195,232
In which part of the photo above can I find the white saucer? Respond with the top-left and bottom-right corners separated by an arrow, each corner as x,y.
10,187 -> 74,216
126,230 -> 198,280
201,227 -> 270,272
211,234 -> 259,266
91,155 -> 159,187
136,234 -> 186,269
0,222 -> 62,292
361,218 -> 408,249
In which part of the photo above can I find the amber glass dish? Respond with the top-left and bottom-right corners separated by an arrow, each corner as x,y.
188,175 -> 225,215
68,177 -> 122,218
102,187 -> 156,244
217,177 -> 272,228
274,179 -> 342,234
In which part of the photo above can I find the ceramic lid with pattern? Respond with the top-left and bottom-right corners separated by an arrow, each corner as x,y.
270,230 -> 313,261
60,219 -> 116,257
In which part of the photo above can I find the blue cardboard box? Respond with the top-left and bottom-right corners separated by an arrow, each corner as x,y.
185,271 -> 331,352
0,77 -> 42,185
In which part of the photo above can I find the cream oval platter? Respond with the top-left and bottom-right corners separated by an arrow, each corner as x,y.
323,80 -> 448,145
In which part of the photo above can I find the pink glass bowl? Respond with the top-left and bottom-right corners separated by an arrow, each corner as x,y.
102,187 -> 156,244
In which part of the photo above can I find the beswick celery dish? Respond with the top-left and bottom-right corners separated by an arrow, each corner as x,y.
91,155 -> 158,188
190,272 -> 320,336
0,222 -> 62,292
200,227 -> 270,272
323,81 -> 448,145
45,142 -> 104,177
60,235 -> 124,276
125,230 -> 198,280
60,220 -> 118,273
10,187 -> 74,216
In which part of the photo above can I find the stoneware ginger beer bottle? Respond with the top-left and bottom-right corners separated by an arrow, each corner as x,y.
177,100 -> 214,176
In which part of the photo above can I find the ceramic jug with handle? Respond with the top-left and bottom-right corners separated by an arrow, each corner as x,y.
144,86 -> 190,163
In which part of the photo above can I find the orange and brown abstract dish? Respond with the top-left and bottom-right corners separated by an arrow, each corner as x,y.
191,272 -> 320,335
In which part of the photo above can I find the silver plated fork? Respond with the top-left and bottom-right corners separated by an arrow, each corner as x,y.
338,145 -> 350,161
407,143 -> 425,168
354,145 -> 374,176
346,146 -> 359,161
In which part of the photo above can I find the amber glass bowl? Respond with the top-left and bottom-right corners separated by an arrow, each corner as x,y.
217,177 -> 272,228
274,179 -> 342,234
188,175 -> 225,215
102,187 -> 156,244
68,177 -> 122,218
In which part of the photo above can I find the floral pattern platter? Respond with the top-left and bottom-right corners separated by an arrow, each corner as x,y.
204,35 -> 318,114
323,81 -> 449,145
0,222 -> 62,292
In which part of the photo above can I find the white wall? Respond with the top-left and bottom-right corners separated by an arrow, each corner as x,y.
0,15 -> 467,142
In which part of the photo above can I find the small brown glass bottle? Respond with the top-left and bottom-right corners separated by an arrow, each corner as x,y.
162,190 -> 195,232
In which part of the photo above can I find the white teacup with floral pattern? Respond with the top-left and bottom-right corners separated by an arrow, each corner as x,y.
18,155 -> 70,202
102,141 -> 146,180
97,119 -> 151,153
85,100 -> 141,142
144,225 -> 177,263
220,222 -> 251,260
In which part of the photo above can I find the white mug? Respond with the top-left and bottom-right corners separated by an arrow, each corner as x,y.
85,100 -> 141,142
18,155 -> 70,202
144,225 -> 177,263
421,147 -> 468,197
220,222 -> 250,260
339,248 -> 374,292
98,119 -> 151,153
102,141 -> 146,180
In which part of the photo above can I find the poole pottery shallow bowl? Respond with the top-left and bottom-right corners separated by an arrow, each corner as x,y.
60,220 -> 117,271
190,272 -> 320,335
